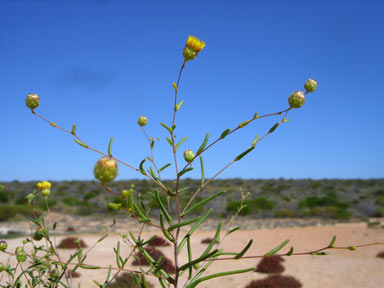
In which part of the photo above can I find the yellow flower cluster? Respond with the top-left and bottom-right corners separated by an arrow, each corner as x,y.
37,181 -> 51,191
185,36 -> 205,53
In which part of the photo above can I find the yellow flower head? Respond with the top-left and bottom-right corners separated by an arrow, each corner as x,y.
185,36 -> 205,53
37,181 -> 51,191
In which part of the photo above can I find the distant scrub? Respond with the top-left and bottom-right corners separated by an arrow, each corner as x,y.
244,275 -> 302,288
0,204 -> 37,221
227,197 -> 275,215
256,256 -> 285,274
275,209 -> 296,218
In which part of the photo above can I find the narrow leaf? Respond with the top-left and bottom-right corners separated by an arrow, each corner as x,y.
268,122 -> 280,133
199,156 -> 205,186
251,134 -> 260,146
155,190 -> 172,224
73,139 -> 88,148
183,190 -> 225,216
234,146 -> 255,161
172,82 -> 178,91
160,123 -> 173,134
196,133 -> 209,155
159,163 -> 172,172
328,235 -> 337,248
71,123 -> 76,134
139,159 -> 146,175
176,100 -> 184,111
238,119 -> 250,128
227,226 -> 240,235
220,128 -> 231,139
168,216 -> 201,231
179,249 -> 219,271
108,137 -> 113,157
178,167 -> 194,178
175,137 -> 188,151
234,239 -> 253,259
201,222 -> 221,257
287,246 -> 294,256
265,239 -> 290,256
166,137 -> 173,146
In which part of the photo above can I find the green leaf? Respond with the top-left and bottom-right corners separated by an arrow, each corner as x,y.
97,234 -> 108,243
187,236 -> 193,279
179,249 -> 219,271
234,146 -> 255,161
155,190 -> 172,224
220,128 -> 231,139
238,119 -> 250,128
79,264 -> 100,269
159,163 -> 172,172
150,140 -> 154,149
71,123 -> 76,134
172,82 -> 178,91
139,159 -> 146,175
186,267 -> 255,288
234,239 -> 253,259
160,214 -> 175,243
199,156 -> 205,186
166,137 -> 173,146
133,202 -> 148,220
175,137 -> 188,151
147,166 -> 158,180
312,251 -> 330,255
176,100 -> 184,111
168,216 -> 201,231
265,239 -> 290,256
108,137 -> 113,156
196,133 -> 209,155
251,134 -> 260,146
178,167 -> 194,178
328,235 -> 337,248
287,246 -> 294,256
160,123 -> 173,134
227,226 -> 240,235
268,122 -> 280,133
73,139 -> 88,148
253,112 -> 259,119
182,190 -> 225,216
178,208 -> 212,253
201,222 -> 221,257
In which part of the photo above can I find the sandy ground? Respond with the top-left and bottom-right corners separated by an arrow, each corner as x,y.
1,217 -> 384,288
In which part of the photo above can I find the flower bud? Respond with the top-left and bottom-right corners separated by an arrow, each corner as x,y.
304,79 -> 318,93
122,189 -> 133,198
15,247 -> 27,263
0,240 -> 7,252
41,189 -> 50,197
0,263 -> 4,272
25,93 -> 40,110
137,116 -> 148,127
37,181 -> 51,191
183,149 -> 195,163
33,228 -> 45,241
288,91 -> 306,108
183,36 -> 205,61
108,203 -> 121,210
94,157 -> 118,183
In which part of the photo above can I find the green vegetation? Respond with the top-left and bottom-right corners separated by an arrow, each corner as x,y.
227,197 -> 275,215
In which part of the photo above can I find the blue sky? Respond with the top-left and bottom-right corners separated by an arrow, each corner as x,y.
1,0 -> 383,181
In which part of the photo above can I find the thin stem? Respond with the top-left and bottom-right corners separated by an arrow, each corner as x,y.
182,109 -> 291,215
140,126 -> 161,176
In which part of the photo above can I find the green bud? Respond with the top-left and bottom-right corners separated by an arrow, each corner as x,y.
15,247 -> 27,263
22,239 -> 27,245
94,157 -> 118,183
137,116 -> 148,127
0,240 -> 7,252
183,149 -> 195,163
25,93 -> 40,110
33,228 -> 45,241
348,246 -> 356,251
41,189 -> 50,197
122,189 -> 133,198
108,203 -> 121,210
304,78 -> 318,93
182,47 -> 197,61
0,263 -> 4,272
288,91 -> 306,108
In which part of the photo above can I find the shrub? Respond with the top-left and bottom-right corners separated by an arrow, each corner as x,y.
227,198 -> 275,215
256,256 -> 285,274
57,237 -> 88,249
0,191 -> 9,203
377,251 -> 384,258
244,275 -> 302,288
274,209 -> 296,218
0,204 -> 36,221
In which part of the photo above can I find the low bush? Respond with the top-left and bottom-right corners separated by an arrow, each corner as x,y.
57,237 -> 88,249
256,256 -> 285,274
0,204 -> 36,221
244,275 -> 302,288
227,197 -> 275,215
